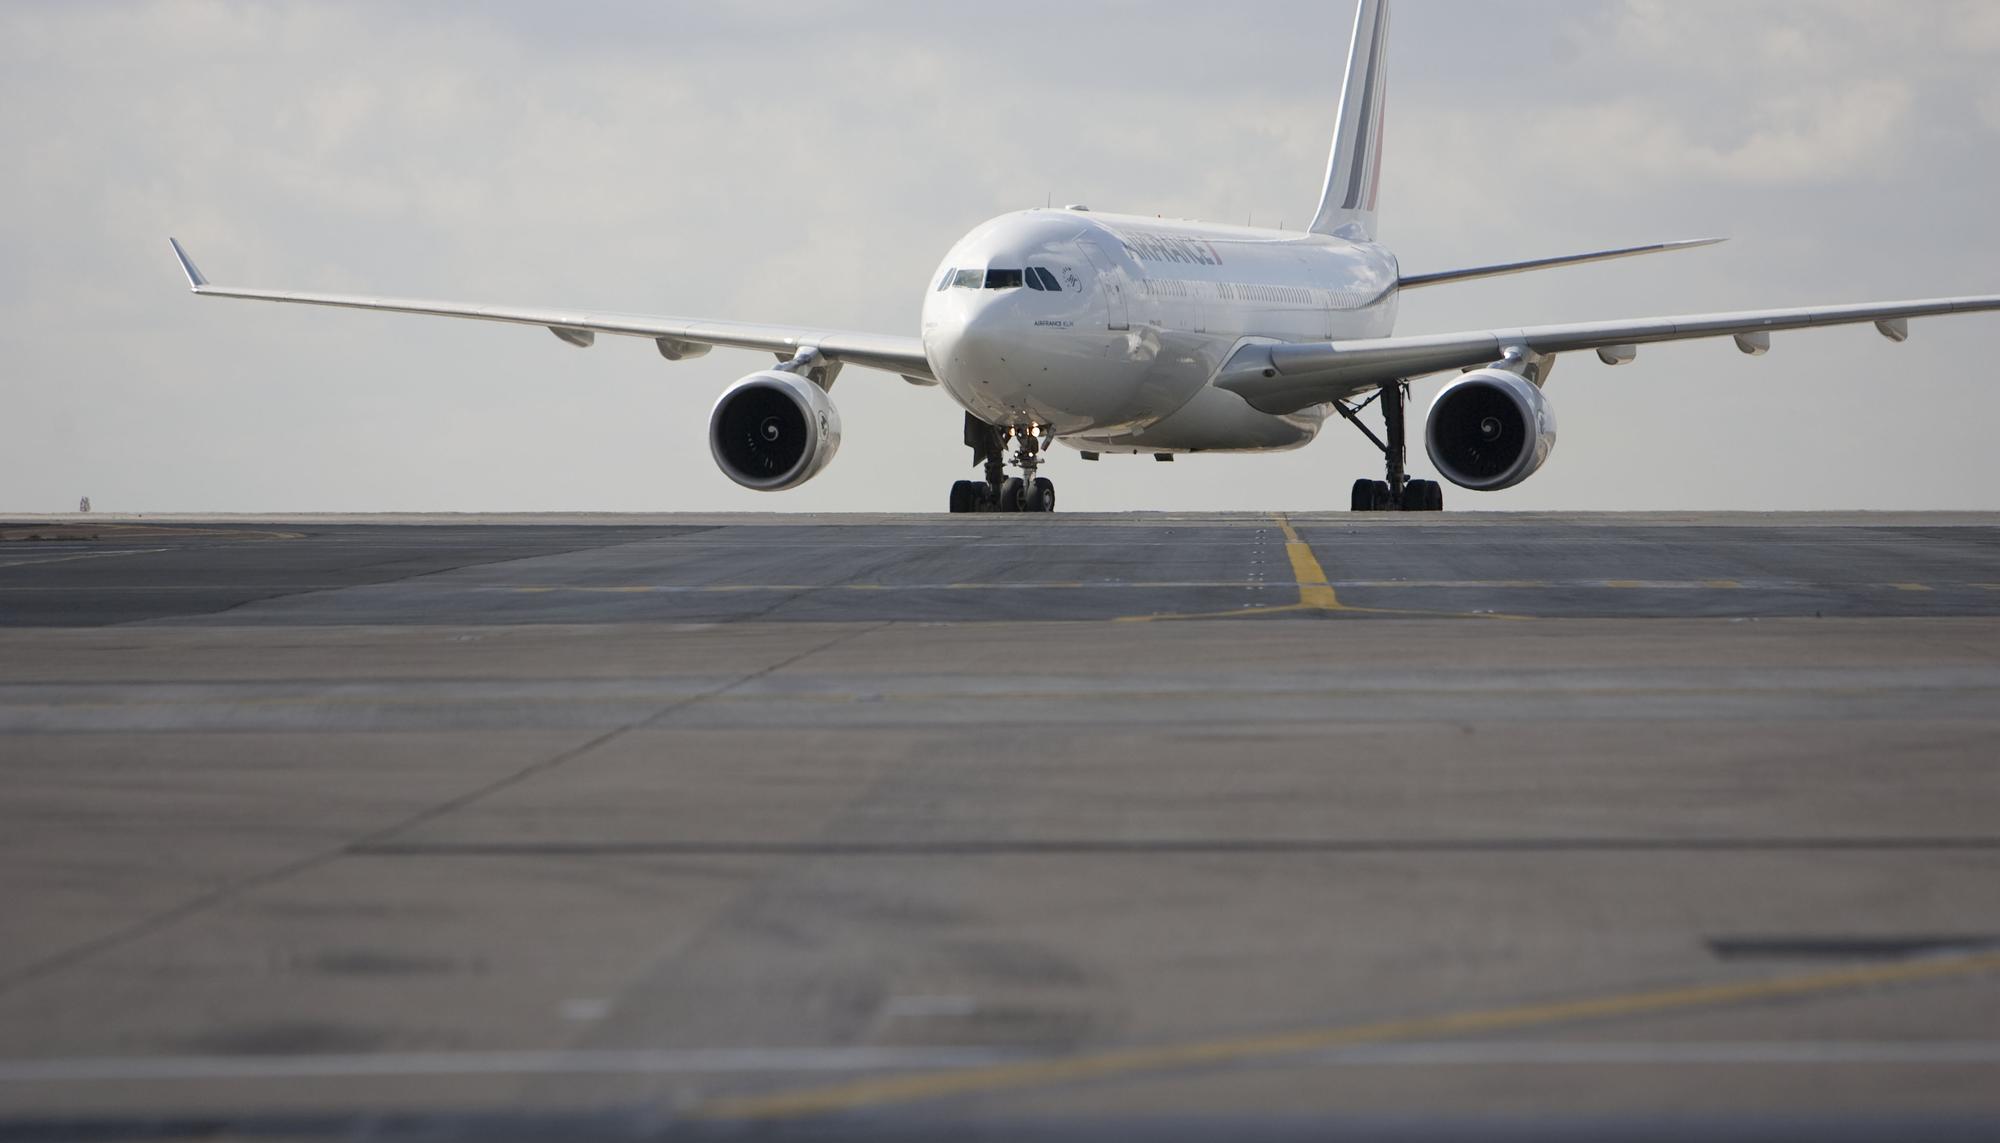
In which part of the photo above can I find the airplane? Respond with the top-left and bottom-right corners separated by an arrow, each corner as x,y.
168,0 -> 2000,514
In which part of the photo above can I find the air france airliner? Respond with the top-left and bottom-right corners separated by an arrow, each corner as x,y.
168,0 -> 2000,513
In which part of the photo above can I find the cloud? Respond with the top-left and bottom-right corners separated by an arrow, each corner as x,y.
3,1 -> 2000,512
1512,80 -> 1914,189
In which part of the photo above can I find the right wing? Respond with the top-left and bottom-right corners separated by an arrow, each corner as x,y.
1216,294 -> 2000,415
168,239 -> 935,382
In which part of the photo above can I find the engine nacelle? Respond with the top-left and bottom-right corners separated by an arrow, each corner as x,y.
1423,368 -> 1558,492
708,371 -> 842,491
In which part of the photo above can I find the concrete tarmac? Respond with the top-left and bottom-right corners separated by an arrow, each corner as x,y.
2,512 -> 1998,1139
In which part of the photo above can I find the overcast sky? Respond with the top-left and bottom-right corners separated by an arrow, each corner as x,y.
5,0 -> 1999,513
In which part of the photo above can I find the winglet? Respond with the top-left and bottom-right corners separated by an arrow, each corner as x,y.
168,238 -> 208,290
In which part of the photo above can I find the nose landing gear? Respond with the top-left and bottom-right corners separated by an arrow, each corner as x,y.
1337,381 -> 1444,513
950,414 -> 1056,513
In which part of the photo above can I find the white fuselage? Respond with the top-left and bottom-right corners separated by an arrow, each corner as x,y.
920,209 -> 1400,453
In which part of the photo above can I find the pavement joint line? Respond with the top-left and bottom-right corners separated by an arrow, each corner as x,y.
11,1041 -> 2000,1084
0,1047 -> 1027,1084
0,523 -> 303,543
0,622 -> 891,999
691,950 -> 2000,1121
8,681 -> 2000,714
0,548 -> 169,570
354,621 -> 891,852
8,580 -> 1996,594
350,836 -> 2000,858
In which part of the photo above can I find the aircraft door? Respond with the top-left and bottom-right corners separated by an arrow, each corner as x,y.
1077,240 -> 1130,331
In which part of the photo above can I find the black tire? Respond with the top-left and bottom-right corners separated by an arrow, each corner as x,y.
996,476 -> 1026,513
1422,480 -> 1445,512
948,480 -> 977,514
1026,477 -> 1056,513
1351,478 -> 1376,512
1371,480 -> 1393,511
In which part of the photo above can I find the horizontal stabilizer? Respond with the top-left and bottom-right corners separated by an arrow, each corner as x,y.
1399,238 -> 1724,289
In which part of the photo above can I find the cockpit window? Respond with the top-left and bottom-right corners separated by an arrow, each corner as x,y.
936,269 -> 954,292
948,267 -> 1058,291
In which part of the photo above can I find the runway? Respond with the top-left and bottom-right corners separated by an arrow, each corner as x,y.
2,512 -> 1998,1139
6,512 -> 2000,627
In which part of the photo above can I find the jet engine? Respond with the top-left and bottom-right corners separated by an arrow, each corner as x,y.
708,371 -> 842,491
1423,368 -> 1558,492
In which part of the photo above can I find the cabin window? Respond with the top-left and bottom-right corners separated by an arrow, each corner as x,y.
985,269 -> 1025,289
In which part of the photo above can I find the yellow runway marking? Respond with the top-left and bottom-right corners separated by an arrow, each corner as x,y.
1278,514 -> 1341,610
1892,583 -> 1935,593
694,949 -> 2000,1121
1117,515 -> 1527,623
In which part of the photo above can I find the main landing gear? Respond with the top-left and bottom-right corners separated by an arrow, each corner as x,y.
1338,381 -> 1444,513
950,414 -> 1056,513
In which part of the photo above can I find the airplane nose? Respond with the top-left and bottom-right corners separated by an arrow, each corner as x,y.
933,295 -> 1018,386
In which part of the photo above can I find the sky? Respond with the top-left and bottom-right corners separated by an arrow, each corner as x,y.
4,0 -> 1999,513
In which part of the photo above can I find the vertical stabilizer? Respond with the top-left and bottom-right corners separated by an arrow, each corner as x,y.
1308,0 -> 1392,241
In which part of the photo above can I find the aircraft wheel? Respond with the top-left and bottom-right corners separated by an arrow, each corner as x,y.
949,480 -> 979,514
1350,479 -> 1377,512
1026,477 -> 1056,514
1405,480 -> 1443,512
1371,480 -> 1394,511
996,477 -> 1026,513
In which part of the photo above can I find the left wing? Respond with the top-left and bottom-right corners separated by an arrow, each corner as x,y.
168,239 -> 935,382
1216,294 -> 2000,414
1397,237 -> 1724,289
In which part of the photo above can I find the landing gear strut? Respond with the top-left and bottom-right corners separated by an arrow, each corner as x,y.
1338,382 -> 1443,512
950,414 -> 1056,514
